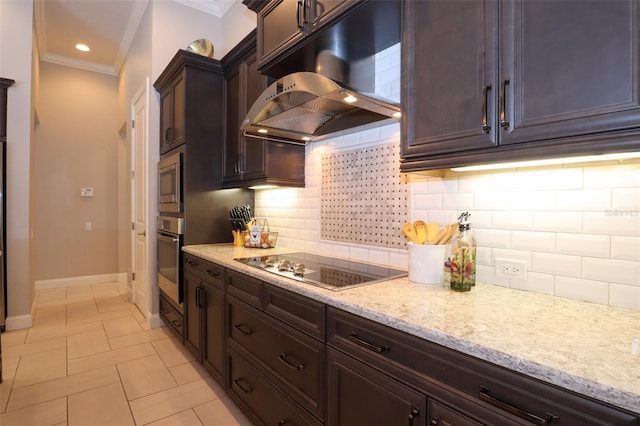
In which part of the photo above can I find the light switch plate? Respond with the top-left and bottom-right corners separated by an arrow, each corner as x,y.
80,188 -> 94,197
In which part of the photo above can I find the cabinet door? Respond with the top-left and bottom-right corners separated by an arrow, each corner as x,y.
183,270 -> 202,360
500,0 -> 640,146
242,55 -> 268,181
258,0 -> 305,64
171,74 -> 185,147
402,0 -> 498,159
160,89 -> 173,154
202,283 -> 225,385
223,69 -> 242,183
327,348 -> 426,426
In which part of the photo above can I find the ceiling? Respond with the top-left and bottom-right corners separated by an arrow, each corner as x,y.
34,0 -> 235,76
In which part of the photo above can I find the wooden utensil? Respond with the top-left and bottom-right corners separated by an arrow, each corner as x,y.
402,222 -> 421,244
413,220 -> 428,244
434,223 -> 458,245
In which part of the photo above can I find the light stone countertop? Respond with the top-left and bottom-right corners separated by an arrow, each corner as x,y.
183,244 -> 640,415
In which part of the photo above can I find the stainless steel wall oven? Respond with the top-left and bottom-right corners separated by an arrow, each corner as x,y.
157,216 -> 184,313
158,151 -> 182,213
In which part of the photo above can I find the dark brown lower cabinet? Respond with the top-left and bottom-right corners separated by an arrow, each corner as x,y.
428,399 -> 483,426
183,254 -> 226,385
228,348 -> 322,426
227,295 -> 325,421
326,347 -> 426,426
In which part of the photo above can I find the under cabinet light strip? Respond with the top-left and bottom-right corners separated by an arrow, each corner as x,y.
450,152 -> 640,172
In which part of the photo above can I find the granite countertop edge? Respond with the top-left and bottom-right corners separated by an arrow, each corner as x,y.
183,244 -> 640,415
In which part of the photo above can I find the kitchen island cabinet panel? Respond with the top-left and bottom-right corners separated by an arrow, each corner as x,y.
226,268 -> 264,308
401,0 -> 640,171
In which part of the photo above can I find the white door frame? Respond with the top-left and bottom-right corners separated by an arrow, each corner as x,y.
130,78 -> 150,320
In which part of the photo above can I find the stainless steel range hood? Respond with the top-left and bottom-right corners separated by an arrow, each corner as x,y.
241,71 -> 401,144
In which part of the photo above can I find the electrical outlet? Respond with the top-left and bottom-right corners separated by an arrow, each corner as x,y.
495,258 -> 527,279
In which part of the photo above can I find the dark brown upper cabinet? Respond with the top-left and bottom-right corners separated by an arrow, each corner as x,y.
154,50 -> 224,157
257,0 -> 355,71
401,0 -> 640,172
222,30 -> 305,188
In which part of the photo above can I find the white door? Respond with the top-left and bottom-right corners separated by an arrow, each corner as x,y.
131,79 -> 150,317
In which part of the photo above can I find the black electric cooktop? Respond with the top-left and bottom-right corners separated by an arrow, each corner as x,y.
234,252 -> 407,291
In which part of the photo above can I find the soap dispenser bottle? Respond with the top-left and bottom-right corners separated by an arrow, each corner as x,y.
449,212 -> 476,292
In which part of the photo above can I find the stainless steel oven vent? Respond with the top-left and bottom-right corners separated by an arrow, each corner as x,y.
241,72 -> 400,144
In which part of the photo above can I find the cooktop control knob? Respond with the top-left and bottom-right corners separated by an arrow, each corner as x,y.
294,264 -> 305,277
279,260 -> 291,271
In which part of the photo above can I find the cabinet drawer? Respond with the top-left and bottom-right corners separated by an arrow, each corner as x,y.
228,296 -> 325,420
327,307 -> 638,425
159,294 -> 183,341
226,269 -> 263,308
228,349 -> 323,426
184,254 -> 224,289
264,284 -> 326,341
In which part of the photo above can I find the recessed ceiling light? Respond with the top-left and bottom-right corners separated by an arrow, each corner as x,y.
257,129 -> 268,134
302,136 -> 311,141
75,44 -> 90,52
392,111 -> 402,118
343,94 -> 358,103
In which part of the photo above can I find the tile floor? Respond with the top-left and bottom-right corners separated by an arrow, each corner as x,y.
0,282 -> 253,425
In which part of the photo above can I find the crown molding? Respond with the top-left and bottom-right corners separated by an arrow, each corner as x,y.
41,53 -> 117,76
173,0 -> 234,17
33,0 -> 47,58
114,0 -> 149,73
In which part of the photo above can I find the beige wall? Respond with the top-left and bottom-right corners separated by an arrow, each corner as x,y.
34,62 -> 119,281
219,0 -> 256,57
1,0 -> 35,328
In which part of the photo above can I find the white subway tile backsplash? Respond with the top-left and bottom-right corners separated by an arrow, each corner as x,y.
556,233 -> 610,258
510,272 -> 555,295
532,167 -> 583,190
609,284 -> 640,310
510,231 -> 555,253
492,171 -> 536,192
555,276 -> 609,304
474,228 -> 510,249
612,187 -> 640,212
583,212 -> 640,237
556,189 -> 611,212
252,48 -> 640,309
442,193 -> 474,210
426,177 -> 457,194
582,257 -> 640,286
533,252 -> 582,278
611,236 -> 640,261
413,193 -> 441,210
533,211 -> 583,233
583,163 -> 640,188
492,211 -> 532,230
457,173 -> 493,192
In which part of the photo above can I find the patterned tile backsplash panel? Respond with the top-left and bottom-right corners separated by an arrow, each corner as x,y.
320,143 -> 408,248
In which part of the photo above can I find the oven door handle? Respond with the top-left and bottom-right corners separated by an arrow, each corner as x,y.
157,233 -> 179,243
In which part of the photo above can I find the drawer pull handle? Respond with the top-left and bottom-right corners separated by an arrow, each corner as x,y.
206,269 -> 220,278
479,385 -> 558,425
408,408 -> 420,426
482,84 -> 491,133
279,353 -> 305,371
185,260 -> 198,267
160,307 -> 170,315
349,332 -> 390,353
278,420 -> 287,426
234,323 -> 253,335
233,378 -> 252,394
171,319 -> 182,328
499,78 -> 510,129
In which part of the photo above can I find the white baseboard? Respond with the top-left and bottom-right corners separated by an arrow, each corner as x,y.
35,273 -> 126,290
149,313 -> 164,329
5,314 -> 32,331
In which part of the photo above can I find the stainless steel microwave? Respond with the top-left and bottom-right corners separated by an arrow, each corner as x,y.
158,151 -> 182,213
